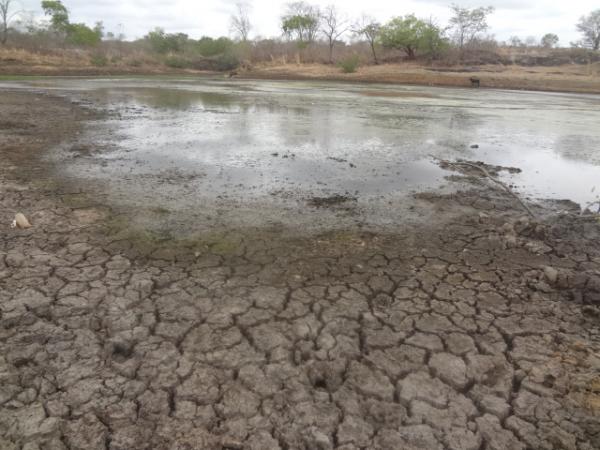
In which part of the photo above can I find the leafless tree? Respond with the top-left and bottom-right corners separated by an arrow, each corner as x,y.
320,4 -> 348,64
1,0 -> 21,45
448,4 -> 494,51
230,1 -> 252,42
353,15 -> 381,65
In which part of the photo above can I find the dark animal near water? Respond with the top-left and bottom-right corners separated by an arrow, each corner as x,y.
470,77 -> 480,88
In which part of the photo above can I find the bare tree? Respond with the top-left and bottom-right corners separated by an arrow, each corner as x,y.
353,15 -> 381,65
1,0 -> 21,45
524,36 -> 537,47
320,4 -> 348,64
577,10 -> 600,51
230,1 -> 252,42
448,4 -> 494,51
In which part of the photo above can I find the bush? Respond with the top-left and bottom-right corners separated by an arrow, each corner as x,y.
67,23 -> 102,47
90,53 -> 108,67
164,55 -> 190,69
338,55 -> 360,73
146,28 -> 189,54
214,52 -> 240,71
196,36 -> 234,57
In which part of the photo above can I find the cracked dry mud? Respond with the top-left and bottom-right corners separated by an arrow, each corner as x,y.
1,91 -> 600,450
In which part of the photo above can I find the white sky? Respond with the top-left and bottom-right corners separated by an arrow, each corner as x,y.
16,0 -> 599,45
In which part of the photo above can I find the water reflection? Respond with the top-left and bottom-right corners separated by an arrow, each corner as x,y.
12,77 -> 598,208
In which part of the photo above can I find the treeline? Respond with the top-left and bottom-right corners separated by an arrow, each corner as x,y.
1,0 -> 599,72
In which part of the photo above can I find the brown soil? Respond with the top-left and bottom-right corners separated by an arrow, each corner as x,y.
1,90 -> 600,450
242,63 -> 600,95
2,45 -> 600,95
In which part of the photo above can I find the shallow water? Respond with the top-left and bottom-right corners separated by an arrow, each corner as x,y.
3,77 -> 600,230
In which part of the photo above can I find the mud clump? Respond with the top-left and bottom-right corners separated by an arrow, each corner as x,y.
438,159 -> 522,177
307,194 -> 357,208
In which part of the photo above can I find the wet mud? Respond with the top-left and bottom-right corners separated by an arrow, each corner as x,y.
1,88 -> 600,450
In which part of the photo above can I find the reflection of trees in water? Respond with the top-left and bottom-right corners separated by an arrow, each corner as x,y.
130,88 -> 237,110
554,135 -> 600,165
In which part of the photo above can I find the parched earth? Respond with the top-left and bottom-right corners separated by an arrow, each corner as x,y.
1,91 -> 600,450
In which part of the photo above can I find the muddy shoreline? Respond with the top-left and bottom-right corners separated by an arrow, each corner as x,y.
1,90 -> 600,449
2,61 -> 600,95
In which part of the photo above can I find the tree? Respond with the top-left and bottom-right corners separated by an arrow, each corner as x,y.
524,35 -> 537,47
41,0 -> 69,33
577,10 -> 600,51
67,21 -> 102,46
380,15 -> 445,60
448,4 -> 494,50
281,2 -> 320,46
541,33 -> 559,49
320,4 -> 348,64
197,36 -> 234,56
230,1 -> 251,42
508,36 -> 522,48
146,28 -> 189,54
353,15 -> 381,65
421,17 -> 448,59
1,0 -> 20,45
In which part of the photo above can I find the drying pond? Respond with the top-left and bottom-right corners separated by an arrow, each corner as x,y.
3,77 -> 599,233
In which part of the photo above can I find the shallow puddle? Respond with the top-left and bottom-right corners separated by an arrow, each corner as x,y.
2,77 -> 599,231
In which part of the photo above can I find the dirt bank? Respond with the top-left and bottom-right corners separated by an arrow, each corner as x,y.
1,90 -> 599,450
242,63 -> 600,95
2,57 -> 600,95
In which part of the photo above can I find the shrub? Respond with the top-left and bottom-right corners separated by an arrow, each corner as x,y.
164,55 -> 190,69
67,23 -> 102,47
146,28 -> 189,54
214,52 -> 240,71
338,55 -> 360,73
196,36 -> 234,57
90,53 -> 108,67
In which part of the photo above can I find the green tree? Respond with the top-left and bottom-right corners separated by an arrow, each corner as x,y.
145,28 -> 189,54
541,33 -> 559,49
448,4 -> 494,50
67,21 -> 102,46
41,0 -> 69,33
380,15 -> 445,60
281,1 -> 320,46
196,36 -> 234,56
577,10 -> 600,51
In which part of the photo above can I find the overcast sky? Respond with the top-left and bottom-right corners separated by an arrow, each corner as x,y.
16,0 -> 598,45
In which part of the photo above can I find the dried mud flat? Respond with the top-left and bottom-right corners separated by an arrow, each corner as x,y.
1,90 -> 600,450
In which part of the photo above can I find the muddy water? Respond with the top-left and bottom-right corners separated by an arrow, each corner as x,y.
3,77 -> 600,233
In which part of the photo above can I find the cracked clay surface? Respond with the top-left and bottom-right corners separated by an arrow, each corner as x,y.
1,90 -> 600,450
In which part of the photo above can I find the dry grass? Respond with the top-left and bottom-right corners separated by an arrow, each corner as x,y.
2,46 -> 600,95
243,62 -> 600,94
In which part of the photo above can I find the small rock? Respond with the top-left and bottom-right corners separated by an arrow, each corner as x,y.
13,213 -> 32,229
470,144 -> 479,149
543,266 -> 558,284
